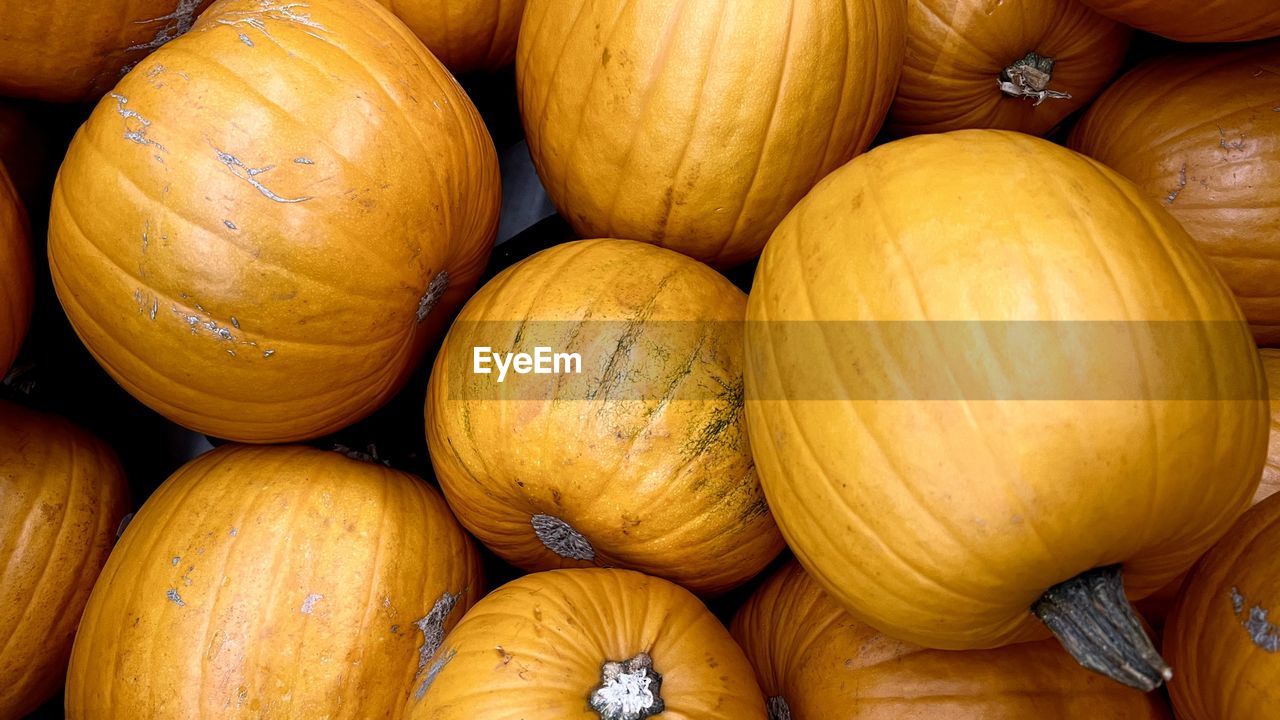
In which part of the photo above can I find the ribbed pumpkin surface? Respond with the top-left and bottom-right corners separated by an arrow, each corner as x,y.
745,129 -> 1268,650
732,562 -> 1171,719
65,444 -> 482,719
427,239 -> 783,595
0,401 -> 130,718
1262,349 -> 1280,503
48,0 -> 501,443
1166,494 -> 1280,719
408,568 -> 766,719
0,164 -> 31,379
517,0 -> 905,267
1075,0 -> 1280,42
1071,42 -> 1280,346
890,0 -> 1129,137
0,0 -> 213,102
377,0 -> 527,74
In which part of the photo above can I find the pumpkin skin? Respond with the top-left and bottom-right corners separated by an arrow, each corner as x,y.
890,0 -> 1129,137
1074,0 -> 1280,42
65,443 -> 483,719
376,0 -> 528,74
1070,43 -> 1280,346
732,562 -> 1171,719
0,0 -> 213,102
516,0 -> 906,267
0,401 -> 130,719
426,239 -> 784,595
1166,493 -> 1280,719
407,568 -> 767,720
0,164 -> 31,378
745,129 -> 1269,652
48,0 -> 501,443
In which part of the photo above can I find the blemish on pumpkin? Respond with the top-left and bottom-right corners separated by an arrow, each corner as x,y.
229,527 -> 238,536
531,514 -> 595,561
1165,163 -> 1187,205
414,591 -> 461,676
300,593 -> 324,614
214,1 -> 329,43
171,556 -> 181,566
1229,586 -> 1280,652
417,270 -> 450,322
1218,126 -> 1246,152
294,157 -> 314,165
238,32 -> 255,47
213,148 -> 313,203
413,648 -> 456,700
166,589 -> 186,607
230,317 -> 240,329
125,0 -> 201,56
263,349 -> 276,358
224,220 -> 238,230
767,696 -> 792,720
110,94 -> 166,152
601,48 -> 612,67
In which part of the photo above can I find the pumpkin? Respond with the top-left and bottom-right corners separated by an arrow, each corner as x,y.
0,164 -> 31,379
0,401 -> 130,719
426,239 -> 784,595
516,0 -> 905,267
1138,348 -> 1280,625
732,562 -> 1172,719
48,0 -> 501,443
407,568 -> 766,719
65,443 -> 482,718
889,0 -> 1129,137
1070,42 -> 1280,346
1073,0 -> 1280,42
376,0 -> 528,74
1166,493 -> 1280,719
0,0 -> 213,102
745,129 -> 1268,690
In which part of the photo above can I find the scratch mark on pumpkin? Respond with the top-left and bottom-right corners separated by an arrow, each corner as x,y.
213,148 -> 312,203
214,1 -> 328,44
1165,163 -> 1187,206
110,94 -> 166,152
294,157 -> 314,165
166,589 -> 186,607
171,556 -> 181,566
263,349 -> 276,358
223,220 -> 238,230
126,0 -> 202,55
1230,586 -> 1280,652
300,593 -> 324,614
238,32 -> 255,47
231,317 -> 240,329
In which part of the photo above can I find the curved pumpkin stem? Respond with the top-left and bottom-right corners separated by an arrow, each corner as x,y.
767,696 -> 793,720
1032,564 -> 1172,691
589,652 -> 665,720
998,52 -> 1072,106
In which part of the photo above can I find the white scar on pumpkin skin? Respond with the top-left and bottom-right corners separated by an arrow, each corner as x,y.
109,94 -> 166,152
213,148 -> 313,203
214,1 -> 329,43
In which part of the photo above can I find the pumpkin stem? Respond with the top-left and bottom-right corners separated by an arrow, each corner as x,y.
1032,564 -> 1172,691
998,52 -> 1072,106
588,652 -> 665,720
331,443 -> 390,466
767,696 -> 793,720
531,513 -> 596,561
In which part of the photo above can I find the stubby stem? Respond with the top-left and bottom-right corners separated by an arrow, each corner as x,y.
589,653 -> 665,720
767,696 -> 793,720
1032,565 -> 1172,691
998,52 -> 1072,106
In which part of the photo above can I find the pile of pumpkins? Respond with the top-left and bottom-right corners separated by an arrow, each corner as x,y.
1,0 -> 1279,718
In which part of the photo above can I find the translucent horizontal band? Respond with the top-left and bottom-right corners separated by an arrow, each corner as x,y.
436,320 -> 1266,402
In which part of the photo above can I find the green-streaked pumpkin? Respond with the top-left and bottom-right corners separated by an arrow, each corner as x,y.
516,0 -> 905,267
48,0 -> 501,443
0,401 -> 130,719
745,129 -> 1267,688
65,444 -> 482,719
733,562 -> 1171,719
1070,42 -> 1280,345
427,239 -> 784,595
407,568 -> 767,720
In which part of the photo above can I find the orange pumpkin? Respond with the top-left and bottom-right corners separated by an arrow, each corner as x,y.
48,0 -> 501,443
0,0 -> 213,102
1070,42 -> 1280,346
0,401 -> 130,719
376,0 -> 528,74
516,0 -> 905,267
427,239 -> 783,595
733,562 -> 1171,719
0,163 -> 31,378
890,0 -> 1129,137
407,568 -> 766,719
745,129 -> 1268,689
1166,493 -> 1280,719
1074,0 -> 1280,42
65,443 -> 482,719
